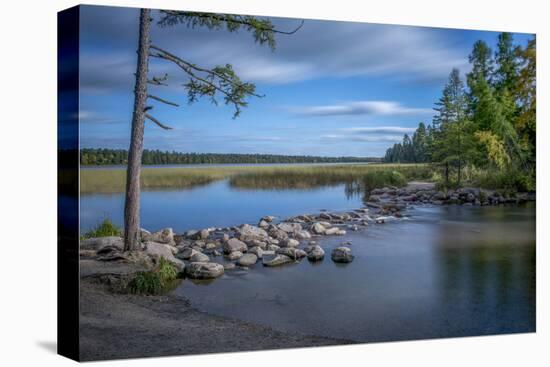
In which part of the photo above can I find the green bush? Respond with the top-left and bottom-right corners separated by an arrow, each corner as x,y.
127,258 -> 179,295
82,218 -> 121,239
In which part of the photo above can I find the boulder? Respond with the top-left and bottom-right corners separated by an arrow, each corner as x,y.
267,244 -> 280,252
261,215 -> 275,222
237,224 -> 268,242
276,247 -> 307,260
144,241 -> 185,269
262,254 -> 294,267
226,251 -> 243,261
331,247 -> 354,263
277,222 -> 302,234
223,263 -> 236,270
248,246 -> 264,259
258,220 -> 270,229
185,262 -> 224,279
295,230 -> 312,240
149,228 -> 175,245
324,227 -> 341,235
80,236 -> 124,251
190,252 -> 210,263
311,222 -> 326,235
307,245 -> 325,261
280,238 -> 300,248
223,238 -> 247,254
177,247 -> 201,260
268,227 -> 289,241
237,253 -> 258,266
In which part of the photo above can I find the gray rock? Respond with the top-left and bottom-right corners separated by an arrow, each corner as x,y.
223,238 -> 247,254
276,247 -> 307,260
295,230 -> 312,240
80,236 -> 124,251
237,253 -> 258,266
190,252 -> 210,263
331,247 -> 354,263
248,246 -> 264,259
267,244 -> 280,252
149,228 -> 175,245
280,238 -> 300,248
237,224 -> 268,242
262,254 -> 294,267
258,219 -> 270,228
307,245 -> 325,261
223,263 -> 236,270
324,227 -> 341,235
311,222 -> 326,235
185,262 -> 224,279
268,228 -> 289,241
277,222 -> 302,234
177,247 -> 200,260
261,215 -> 275,222
226,251 -> 243,261
144,241 -> 185,270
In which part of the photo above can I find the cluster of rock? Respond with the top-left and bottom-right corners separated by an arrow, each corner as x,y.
80,183 -> 534,283
80,211 -> 369,282
366,185 -> 535,212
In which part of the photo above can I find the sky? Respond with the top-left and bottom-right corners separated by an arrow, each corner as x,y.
78,5 -> 534,157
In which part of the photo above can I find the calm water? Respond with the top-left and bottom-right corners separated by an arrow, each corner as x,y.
80,174 -> 535,342
80,180 -> 363,232
175,204 -> 535,342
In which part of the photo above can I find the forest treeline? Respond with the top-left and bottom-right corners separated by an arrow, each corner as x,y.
384,33 -> 535,190
80,148 -> 381,165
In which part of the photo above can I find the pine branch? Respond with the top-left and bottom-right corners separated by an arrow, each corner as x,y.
148,94 -> 180,107
145,114 -> 173,130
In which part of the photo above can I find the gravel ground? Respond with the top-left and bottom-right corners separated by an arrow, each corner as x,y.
79,278 -> 348,361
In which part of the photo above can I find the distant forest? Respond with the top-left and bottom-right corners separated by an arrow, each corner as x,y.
80,148 -> 381,166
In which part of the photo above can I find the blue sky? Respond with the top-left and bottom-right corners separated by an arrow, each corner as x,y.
78,5 -> 534,157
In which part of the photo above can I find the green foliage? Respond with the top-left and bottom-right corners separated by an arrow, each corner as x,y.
80,148 -> 378,166
127,258 -> 179,295
158,11 -> 278,50
385,33 -> 535,192
82,218 -> 121,239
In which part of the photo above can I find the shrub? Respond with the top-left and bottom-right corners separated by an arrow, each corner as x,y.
127,258 -> 179,295
82,218 -> 121,238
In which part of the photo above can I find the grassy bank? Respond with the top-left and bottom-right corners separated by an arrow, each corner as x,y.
80,163 -> 432,194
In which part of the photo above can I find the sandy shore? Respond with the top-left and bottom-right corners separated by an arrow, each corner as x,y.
79,278 -> 347,361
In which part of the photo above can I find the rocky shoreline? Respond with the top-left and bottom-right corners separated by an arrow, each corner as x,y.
80,182 -> 535,283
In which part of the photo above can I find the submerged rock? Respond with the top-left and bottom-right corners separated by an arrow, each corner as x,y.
262,254 -> 294,267
306,245 -> 325,261
331,247 -> 354,263
237,253 -> 258,266
276,247 -> 307,260
185,262 -> 224,279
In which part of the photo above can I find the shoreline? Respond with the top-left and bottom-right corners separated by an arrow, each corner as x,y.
79,278 -> 348,361
78,181 -> 535,360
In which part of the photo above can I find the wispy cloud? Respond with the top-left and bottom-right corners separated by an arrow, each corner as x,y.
292,101 -> 432,117
343,126 -> 417,134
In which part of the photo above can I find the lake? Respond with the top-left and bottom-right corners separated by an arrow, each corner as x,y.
176,203 -> 536,342
80,179 -> 364,232
80,168 -> 535,342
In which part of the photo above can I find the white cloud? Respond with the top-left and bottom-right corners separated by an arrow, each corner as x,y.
293,101 -> 432,117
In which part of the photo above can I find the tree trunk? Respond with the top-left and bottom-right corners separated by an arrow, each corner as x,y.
124,9 -> 151,251
457,159 -> 461,187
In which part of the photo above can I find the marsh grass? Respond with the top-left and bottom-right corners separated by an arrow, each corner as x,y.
127,258 -> 180,295
80,163 -> 432,194
82,218 -> 121,238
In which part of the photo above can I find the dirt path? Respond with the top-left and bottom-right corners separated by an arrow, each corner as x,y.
79,279 -> 347,361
